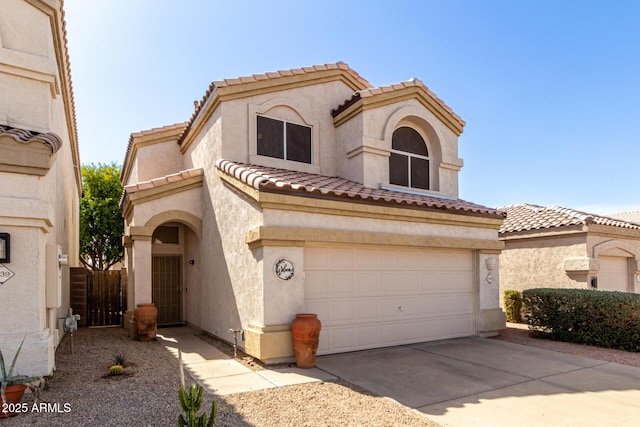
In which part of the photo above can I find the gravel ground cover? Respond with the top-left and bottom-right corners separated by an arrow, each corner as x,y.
4,325 -> 639,426
1,327 -> 436,426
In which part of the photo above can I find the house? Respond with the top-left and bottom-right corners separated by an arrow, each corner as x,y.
120,63 -> 506,363
499,204 -> 640,298
0,0 -> 81,375
610,211 -> 640,225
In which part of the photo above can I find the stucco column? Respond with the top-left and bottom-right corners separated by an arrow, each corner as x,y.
476,251 -> 506,336
244,245 -> 304,363
130,237 -> 153,307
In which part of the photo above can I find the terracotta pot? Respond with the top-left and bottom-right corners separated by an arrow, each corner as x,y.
134,303 -> 158,342
0,384 -> 27,418
291,313 -> 321,368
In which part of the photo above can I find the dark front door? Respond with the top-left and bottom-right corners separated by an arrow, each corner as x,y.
152,256 -> 182,324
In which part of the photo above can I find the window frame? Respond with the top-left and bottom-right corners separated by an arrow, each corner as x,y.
256,115 -> 312,165
389,126 -> 431,190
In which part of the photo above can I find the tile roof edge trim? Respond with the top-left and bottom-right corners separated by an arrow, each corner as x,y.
0,124 -> 63,153
215,159 -> 505,219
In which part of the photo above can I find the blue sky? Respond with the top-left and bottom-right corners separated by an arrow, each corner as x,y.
63,0 -> 640,215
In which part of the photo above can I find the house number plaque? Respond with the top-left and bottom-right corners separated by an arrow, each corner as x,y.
274,258 -> 294,281
0,264 -> 15,285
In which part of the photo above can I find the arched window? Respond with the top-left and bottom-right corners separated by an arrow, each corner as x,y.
389,126 -> 430,190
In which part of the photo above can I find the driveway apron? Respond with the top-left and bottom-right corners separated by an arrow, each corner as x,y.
315,337 -> 640,427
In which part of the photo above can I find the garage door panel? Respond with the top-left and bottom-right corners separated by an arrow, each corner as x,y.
355,298 -> 379,321
355,271 -> 378,293
329,248 -> 354,268
398,250 -> 421,268
330,271 -> 355,296
332,299 -> 358,323
303,300 -> 331,322
353,248 -> 378,268
305,247 -> 330,269
305,271 -> 330,297
377,298 -> 402,320
398,272 -> 420,293
599,256 -> 629,292
305,246 -> 474,355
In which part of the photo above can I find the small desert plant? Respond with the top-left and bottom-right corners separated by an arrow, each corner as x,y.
108,365 -> 124,376
178,383 -> 216,427
504,290 -> 523,323
112,352 -> 127,367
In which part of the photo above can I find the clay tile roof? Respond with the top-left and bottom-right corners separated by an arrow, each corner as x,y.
498,203 -> 640,234
216,159 -> 504,218
608,211 -> 640,225
0,124 -> 63,153
331,79 -> 465,128
123,168 -> 203,194
179,62 -> 371,146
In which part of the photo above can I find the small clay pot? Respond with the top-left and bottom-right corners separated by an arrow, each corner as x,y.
0,384 -> 27,418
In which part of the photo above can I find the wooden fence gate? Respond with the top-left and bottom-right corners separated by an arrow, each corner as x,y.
70,268 -> 127,327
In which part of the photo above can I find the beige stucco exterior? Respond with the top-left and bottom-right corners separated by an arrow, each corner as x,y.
121,64 -> 505,363
499,224 -> 640,304
0,0 -> 81,376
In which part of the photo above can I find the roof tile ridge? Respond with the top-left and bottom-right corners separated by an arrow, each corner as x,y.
215,159 -> 270,189
548,206 -> 594,225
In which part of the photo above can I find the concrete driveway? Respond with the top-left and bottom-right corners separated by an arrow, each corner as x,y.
315,337 -> 640,427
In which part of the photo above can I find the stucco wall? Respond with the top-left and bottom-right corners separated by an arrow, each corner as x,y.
135,139 -> 183,182
184,111 -> 265,341
263,208 -> 498,242
499,234 -> 588,301
219,81 -> 355,177
0,0 -> 80,376
336,98 -> 463,197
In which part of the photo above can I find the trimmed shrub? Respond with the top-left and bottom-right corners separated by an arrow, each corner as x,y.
522,288 -> 640,351
504,290 -> 523,323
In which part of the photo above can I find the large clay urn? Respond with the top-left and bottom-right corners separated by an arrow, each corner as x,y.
0,384 -> 27,418
291,314 -> 321,368
134,303 -> 158,342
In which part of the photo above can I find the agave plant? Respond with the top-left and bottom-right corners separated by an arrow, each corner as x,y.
1,336 -> 36,404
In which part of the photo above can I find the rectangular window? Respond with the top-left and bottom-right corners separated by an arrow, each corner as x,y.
257,115 -> 312,164
411,157 -> 430,190
389,153 -> 409,187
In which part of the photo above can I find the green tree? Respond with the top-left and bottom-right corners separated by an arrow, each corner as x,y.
80,163 -> 124,270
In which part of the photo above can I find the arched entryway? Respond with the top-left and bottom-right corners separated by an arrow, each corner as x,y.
152,224 -> 184,324
124,209 -> 202,326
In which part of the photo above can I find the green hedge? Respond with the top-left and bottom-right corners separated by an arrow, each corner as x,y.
522,288 -> 640,352
503,290 -> 523,323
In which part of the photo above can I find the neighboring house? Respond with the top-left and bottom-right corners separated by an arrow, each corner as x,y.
499,204 -> 640,299
609,211 -> 640,225
0,0 -> 81,375
120,63 -> 506,363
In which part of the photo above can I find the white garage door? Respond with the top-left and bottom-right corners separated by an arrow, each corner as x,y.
599,256 -> 629,292
303,246 -> 474,355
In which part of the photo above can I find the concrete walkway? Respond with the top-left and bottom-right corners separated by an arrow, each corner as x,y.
156,326 -> 336,395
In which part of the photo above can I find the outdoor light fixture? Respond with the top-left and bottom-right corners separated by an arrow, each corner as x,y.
0,233 -> 9,263
485,257 -> 496,283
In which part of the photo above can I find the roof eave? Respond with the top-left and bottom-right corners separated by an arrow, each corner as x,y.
333,85 -> 465,136
179,64 -> 371,153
